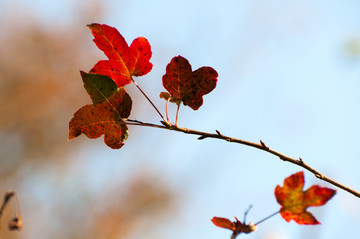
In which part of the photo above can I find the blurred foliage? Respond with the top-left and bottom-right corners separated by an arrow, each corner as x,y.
0,1 -> 177,238
0,6 -> 94,172
345,38 -> 360,59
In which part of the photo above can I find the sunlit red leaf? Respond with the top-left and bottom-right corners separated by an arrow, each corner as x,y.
211,217 -> 256,237
162,55 -> 217,110
68,87 -> 132,149
130,37 -> 152,76
275,171 -> 336,225
88,23 -> 152,87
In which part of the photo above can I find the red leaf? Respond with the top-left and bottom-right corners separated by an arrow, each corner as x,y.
162,55 -> 218,110
275,171 -> 336,225
88,23 -> 152,87
130,37 -> 152,76
68,87 -> 132,149
211,217 -> 256,237
211,217 -> 236,231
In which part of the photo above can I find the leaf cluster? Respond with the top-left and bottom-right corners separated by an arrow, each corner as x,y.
69,23 -> 217,148
68,23 -> 339,238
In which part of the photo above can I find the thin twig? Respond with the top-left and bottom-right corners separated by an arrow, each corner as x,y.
124,120 -> 360,198
243,205 -> 253,223
0,191 -> 22,231
0,191 -> 14,217
125,119 -> 166,129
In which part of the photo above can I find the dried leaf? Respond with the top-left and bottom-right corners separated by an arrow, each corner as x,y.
159,92 -> 181,105
211,216 -> 256,237
69,87 -> 132,149
162,55 -> 217,110
275,171 -> 336,225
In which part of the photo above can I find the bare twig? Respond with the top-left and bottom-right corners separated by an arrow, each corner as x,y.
124,120 -> 360,198
0,191 -> 23,231
243,205 -> 252,223
124,119 -> 166,129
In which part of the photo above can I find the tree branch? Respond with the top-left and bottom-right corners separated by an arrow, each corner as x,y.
125,119 -> 360,198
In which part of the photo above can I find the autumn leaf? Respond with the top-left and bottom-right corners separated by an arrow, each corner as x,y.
80,71 -> 118,105
275,171 -> 336,225
162,55 -> 218,110
68,85 -> 132,149
88,23 -> 152,87
211,217 -> 256,238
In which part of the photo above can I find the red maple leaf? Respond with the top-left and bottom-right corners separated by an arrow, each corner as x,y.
211,217 -> 256,238
162,55 -> 218,110
68,72 -> 132,149
275,171 -> 336,225
88,23 -> 152,87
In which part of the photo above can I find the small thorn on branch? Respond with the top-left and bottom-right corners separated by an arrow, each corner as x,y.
215,130 -> 221,135
198,135 -> 206,140
299,157 -> 304,163
260,140 -> 269,150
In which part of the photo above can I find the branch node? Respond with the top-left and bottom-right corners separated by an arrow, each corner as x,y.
215,130 -> 221,135
160,120 -> 172,128
315,173 -> 323,179
299,157 -> 304,164
260,140 -> 269,150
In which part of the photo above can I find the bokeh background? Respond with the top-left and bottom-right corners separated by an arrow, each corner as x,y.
0,0 -> 359,238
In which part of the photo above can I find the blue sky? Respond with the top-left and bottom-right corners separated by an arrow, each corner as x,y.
3,0 -> 360,238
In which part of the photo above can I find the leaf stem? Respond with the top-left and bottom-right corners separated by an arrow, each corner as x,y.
166,98 -> 170,122
131,78 -> 166,122
125,120 -> 360,198
175,104 -> 180,127
254,211 -> 280,226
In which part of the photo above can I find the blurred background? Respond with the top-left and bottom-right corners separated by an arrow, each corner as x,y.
0,0 -> 359,238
